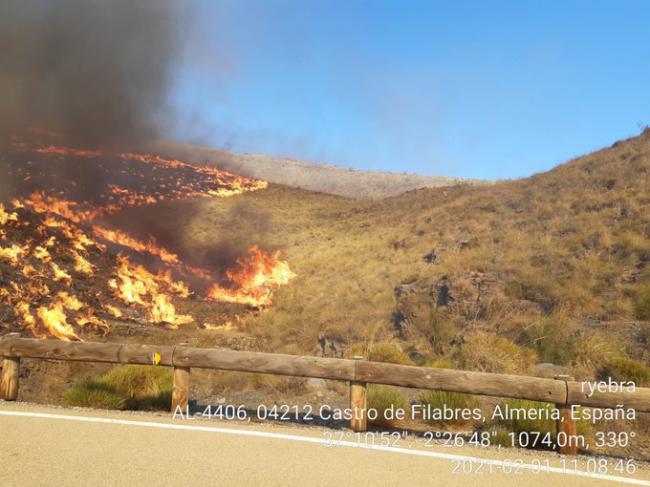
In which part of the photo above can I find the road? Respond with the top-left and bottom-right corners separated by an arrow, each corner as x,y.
0,402 -> 648,487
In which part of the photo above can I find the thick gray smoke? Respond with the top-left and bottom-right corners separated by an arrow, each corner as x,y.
0,0 -> 185,148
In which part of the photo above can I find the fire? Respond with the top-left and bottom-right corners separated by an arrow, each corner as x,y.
36,292 -> 83,341
1,141 -> 296,340
0,244 -> 26,265
92,226 -> 179,264
207,246 -> 296,307
25,192 -> 109,223
34,145 -> 102,158
109,255 -> 192,327
73,252 -> 94,275
0,204 -> 19,224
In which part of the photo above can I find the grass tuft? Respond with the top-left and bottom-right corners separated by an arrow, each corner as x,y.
64,381 -> 128,410
455,333 -> 537,374
599,357 -> 650,386
367,385 -> 408,427
635,285 -> 650,320
418,390 -> 478,425
349,343 -> 414,365
64,365 -> 172,411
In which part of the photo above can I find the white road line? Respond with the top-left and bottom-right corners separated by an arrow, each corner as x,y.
0,410 -> 648,486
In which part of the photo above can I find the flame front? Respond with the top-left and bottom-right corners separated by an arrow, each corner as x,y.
92,226 -> 179,264
207,245 -> 296,307
0,142 -> 295,340
109,255 -> 192,327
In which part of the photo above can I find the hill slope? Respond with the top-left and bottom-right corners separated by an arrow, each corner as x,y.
144,140 -> 486,199
126,130 -> 650,380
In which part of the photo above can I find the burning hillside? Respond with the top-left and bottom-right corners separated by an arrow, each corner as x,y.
0,142 -> 295,341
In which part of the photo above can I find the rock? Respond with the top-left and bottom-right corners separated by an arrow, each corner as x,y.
534,363 -> 566,375
317,334 -> 345,358
432,276 -> 454,307
408,351 -> 424,362
423,250 -> 438,264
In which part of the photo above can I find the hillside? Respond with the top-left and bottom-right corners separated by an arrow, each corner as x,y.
143,139 -> 487,199
121,130 -> 650,382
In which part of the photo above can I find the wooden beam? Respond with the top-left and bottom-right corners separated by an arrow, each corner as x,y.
1,356 -> 20,401
356,361 -> 567,404
0,337 -> 174,366
172,346 -> 356,381
0,336 -> 649,412
566,381 -> 650,412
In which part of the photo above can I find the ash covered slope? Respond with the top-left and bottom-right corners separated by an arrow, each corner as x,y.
152,130 -> 649,371
145,140 -> 487,199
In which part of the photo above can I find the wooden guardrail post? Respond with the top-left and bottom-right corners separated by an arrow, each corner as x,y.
554,374 -> 577,455
350,356 -> 367,432
1,333 -> 22,401
171,343 -> 190,413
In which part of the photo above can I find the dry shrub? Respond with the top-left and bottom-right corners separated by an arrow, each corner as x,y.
599,357 -> 650,386
635,284 -> 650,320
455,333 -> 537,374
367,385 -> 408,427
418,390 -> 478,425
348,342 -> 414,365
422,356 -> 457,369
519,317 -> 576,365
570,333 -> 621,378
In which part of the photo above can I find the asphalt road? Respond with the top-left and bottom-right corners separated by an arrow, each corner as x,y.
0,402 -> 648,487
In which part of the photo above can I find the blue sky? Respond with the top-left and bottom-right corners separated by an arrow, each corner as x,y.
170,0 -> 650,180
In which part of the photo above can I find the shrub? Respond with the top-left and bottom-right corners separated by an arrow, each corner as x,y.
422,356 -> 457,369
570,333 -> 620,376
521,319 -> 575,365
418,390 -> 478,425
635,285 -> 650,320
599,357 -> 650,386
504,280 -> 525,299
367,385 -> 408,427
429,311 -> 457,355
64,365 -> 172,410
64,382 -> 128,410
349,343 -> 414,365
455,333 -> 537,374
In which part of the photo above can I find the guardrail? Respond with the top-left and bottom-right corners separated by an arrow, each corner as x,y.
1,334 -> 649,455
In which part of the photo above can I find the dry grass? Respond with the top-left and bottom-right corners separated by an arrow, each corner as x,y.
347,342 -> 414,365
455,333 -> 538,374
418,390 -> 478,425
367,385 -> 408,427
132,129 -> 650,380
64,365 -> 172,410
599,357 -> 650,386
148,139 -> 487,199
636,285 -> 650,320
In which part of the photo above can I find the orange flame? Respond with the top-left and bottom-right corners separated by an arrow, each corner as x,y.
109,255 -> 192,326
0,244 -> 26,266
207,246 -> 295,307
36,292 -> 84,341
2,143 -> 295,340
92,226 -> 179,264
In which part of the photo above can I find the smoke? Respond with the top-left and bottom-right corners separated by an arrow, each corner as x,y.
0,0 -> 186,148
